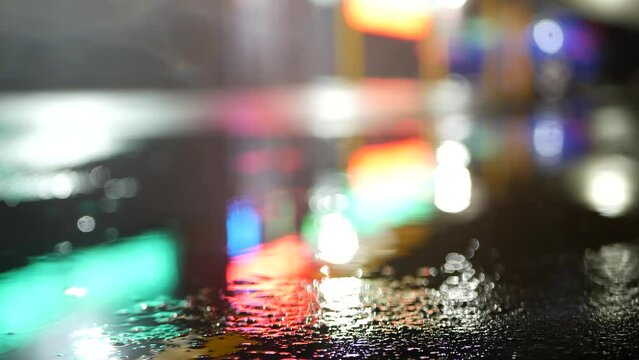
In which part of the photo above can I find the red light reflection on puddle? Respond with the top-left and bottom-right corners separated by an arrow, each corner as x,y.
226,235 -> 316,283
226,235 -> 322,336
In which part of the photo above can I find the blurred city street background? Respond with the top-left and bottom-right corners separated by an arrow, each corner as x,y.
1,0 -> 639,359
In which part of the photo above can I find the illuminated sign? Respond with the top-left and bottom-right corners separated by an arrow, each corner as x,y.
343,0 -> 434,40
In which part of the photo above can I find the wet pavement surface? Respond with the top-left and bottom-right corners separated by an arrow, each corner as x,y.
2,0 -> 639,355
7,239 -> 639,359
2,86 -> 639,359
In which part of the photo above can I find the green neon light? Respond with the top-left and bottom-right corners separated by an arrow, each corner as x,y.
302,186 -> 436,251
0,231 -> 179,355
346,187 -> 436,233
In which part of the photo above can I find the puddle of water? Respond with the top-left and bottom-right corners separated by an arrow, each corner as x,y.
72,240 -> 501,359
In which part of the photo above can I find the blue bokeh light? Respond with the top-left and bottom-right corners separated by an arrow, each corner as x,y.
227,198 -> 262,257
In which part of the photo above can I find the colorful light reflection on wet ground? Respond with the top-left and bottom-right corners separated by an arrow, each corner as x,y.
2,81 -> 639,359
5,233 -> 639,359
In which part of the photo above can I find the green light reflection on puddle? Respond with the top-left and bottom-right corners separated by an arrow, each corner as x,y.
0,231 -> 179,354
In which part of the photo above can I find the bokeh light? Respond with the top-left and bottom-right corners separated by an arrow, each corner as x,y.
436,140 -> 471,166
50,172 -> 75,199
227,198 -> 262,257
586,170 -> 631,217
305,82 -> 361,138
578,156 -> 638,217
434,166 -> 472,214
77,215 -> 96,233
89,166 -> 111,188
533,19 -> 564,55
316,213 -> 359,265
343,0 -> 434,40
533,114 -> 564,163
347,139 -> 435,230
434,141 -> 472,213
54,241 -> 73,255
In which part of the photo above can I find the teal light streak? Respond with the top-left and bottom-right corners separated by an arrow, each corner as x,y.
0,231 -> 179,355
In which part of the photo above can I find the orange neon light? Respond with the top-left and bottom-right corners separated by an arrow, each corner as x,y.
347,139 -> 434,185
226,235 -> 316,284
343,0 -> 434,41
